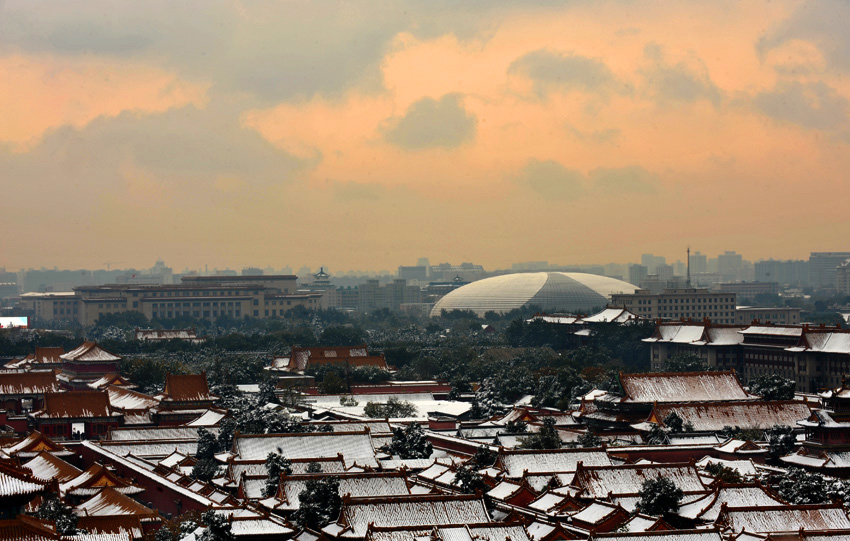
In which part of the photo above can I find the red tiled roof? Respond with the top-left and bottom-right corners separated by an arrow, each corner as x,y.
0,515 -> 59,541
162,373 -> 214,402
0,460 -> 51,497
0,372 -> 60,395
619,371 -> 752,403
35,391 -> 113,419
59,341 -> 121,363
34,347 -> 64,364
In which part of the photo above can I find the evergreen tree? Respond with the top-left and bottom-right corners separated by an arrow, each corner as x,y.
292,476 -> 342,529
637,477 -> 683,516
766,425 -> 796,460
453,465 -> 486,494
576,429 -> 602,448
703,462 -> 743,484
469,446 -> 497,468
750,374 -> 796,400
34,493 -> 78,535
519,418 -> 561,450
200,510 -> 235,541
196,428 -> 218,460
385,422 -> 433,459
263,452 -> 292,498
191,459 -> 220,482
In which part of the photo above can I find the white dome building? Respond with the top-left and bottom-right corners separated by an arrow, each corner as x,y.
430,272 -> 637,317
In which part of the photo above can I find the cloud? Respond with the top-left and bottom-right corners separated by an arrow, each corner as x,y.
753,80 -> 849,130
383,94 -> 477,150
759,1 -> 850,73
515,159 -> 585,200
591,166 -> 657,194
330,181 -> 386,201
508,49 -> 626,98
642,43 -> 722,106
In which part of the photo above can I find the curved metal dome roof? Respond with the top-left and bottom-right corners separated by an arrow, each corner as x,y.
430,272 -> 636,317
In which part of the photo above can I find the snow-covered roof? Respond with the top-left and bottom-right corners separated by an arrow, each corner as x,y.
738,326 -> 803,337
497,448 -> 611,478
331,495 -> 490,538
0,461 -> 50,497
271,472 -> 411,511
582,307 -> 640,323
485,480 -> 524,501
653,401 -> 810,432
96,440 -> 198,459
108,426 -> 218,442
74,487 -> 157,519
23,451 -> 82,483
32,391 -> 118,419
105,386 -> 158,412
618,371 -> 752,403
573,463 -> 709,499
588,531 -> 723,541
0,371 -> 60,395
571,501 -> 623,526
185,408 -> 228,427
366,523 -> 530,541
719,504 -> 850,533
60,342 -> 121,362
677,483 -> 787,521
232,431 -> 378,468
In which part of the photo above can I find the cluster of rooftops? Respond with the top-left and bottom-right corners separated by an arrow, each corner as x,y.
2,343 -> 850,540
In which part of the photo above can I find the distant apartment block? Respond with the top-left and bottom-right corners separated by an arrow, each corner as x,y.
17,275 -> 325,325
611,287 -> 737,324
754,259 -> 809,286
645,321 -> 850,392
397,265 -> 428,282
837,260 -> 850,295
734,306 -> 801,325
715,281 -> 779,300
810,252 -> 850,288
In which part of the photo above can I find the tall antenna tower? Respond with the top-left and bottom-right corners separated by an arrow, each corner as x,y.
686,246 -> 691,288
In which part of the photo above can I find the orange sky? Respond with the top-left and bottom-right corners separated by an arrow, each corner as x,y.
1,0 -> 848,272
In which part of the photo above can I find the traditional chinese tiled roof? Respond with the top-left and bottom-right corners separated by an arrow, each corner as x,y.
75,515 -> 142,539
589,530 -> 723,541
184,408 -> 229,427
329,494 -> 490,538
0,515 -> 60,541
716,503 -> 850,534
88,374 -> 136,390
34,347 -> 65,365
0,371 -> 60,396
74,487 -> 158,520
104,386 -> 158,412
617,371 -> 752,404
32,391 -> 116,419
60,342 -> 121,363
61,463 -> 144,496
651,401 -> 811,432
264,471 -> 411,510
159,373 -> 216,402
289,345 -> 370,372
365,523 -> 531,541
677,483 -> 787,522
1,431 -> 74,458
496,448 -> 612,478
232,430 -> 378,468
23,451 -> 82,483
0,460 -> 51,497
572,463 -> 709,500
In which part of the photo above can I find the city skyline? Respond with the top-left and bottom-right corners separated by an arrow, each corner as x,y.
2,1 -> 849,270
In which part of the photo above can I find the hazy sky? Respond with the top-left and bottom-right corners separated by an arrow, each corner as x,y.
2,1 -> 849,271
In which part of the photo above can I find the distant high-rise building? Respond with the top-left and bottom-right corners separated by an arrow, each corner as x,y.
417,257 -> 430,268
754,259 -> 808,286
689,251 -> 708,274
718,251 -> 744,282
641,254 -> 666,274
810,252 -> 850,288
398,265 -> 428,282
656,263 -> 674,280
836,260 -> 850,295
628,264 -> 648,287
